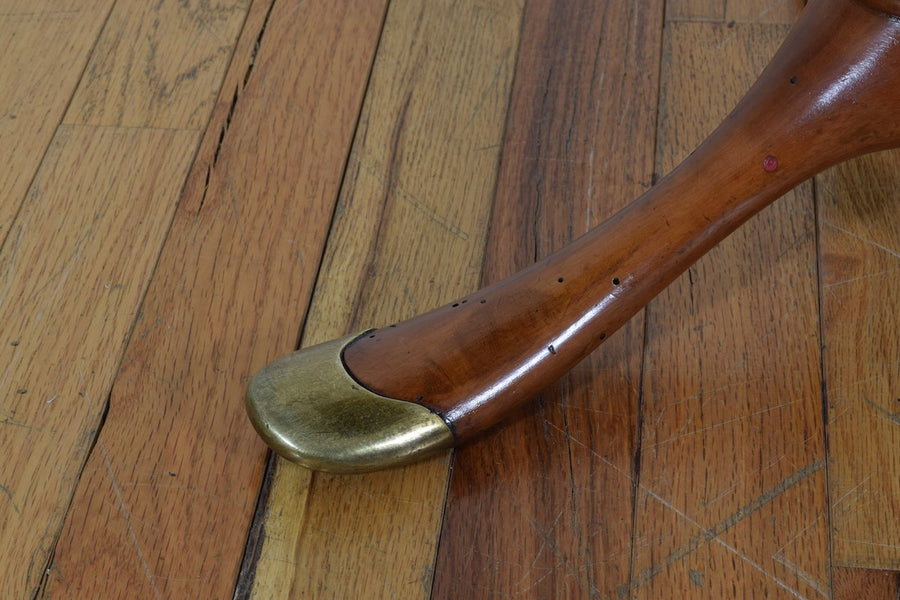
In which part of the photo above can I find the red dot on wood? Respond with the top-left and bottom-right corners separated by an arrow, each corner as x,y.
763,155 -> 778,172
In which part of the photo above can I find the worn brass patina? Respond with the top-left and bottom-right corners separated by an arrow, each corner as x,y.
245,333 -> 453,472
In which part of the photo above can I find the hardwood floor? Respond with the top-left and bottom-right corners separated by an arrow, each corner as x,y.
1,1 -> 897,597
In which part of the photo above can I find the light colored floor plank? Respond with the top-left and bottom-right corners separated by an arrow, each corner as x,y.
64,0 -> 250,128
45,1 -> 386,598
629,22 -> 829,598
0,1 -> 112,245
819,151 -> 900,570
0,0 -> 251,596
247,0 -> 524,597
0,124 -> 197,597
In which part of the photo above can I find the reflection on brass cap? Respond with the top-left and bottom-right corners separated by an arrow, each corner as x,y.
245,333 -> 454,473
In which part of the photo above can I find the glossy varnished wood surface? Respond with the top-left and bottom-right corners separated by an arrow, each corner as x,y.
343,0 -> 900,440
1,0 -> 899,598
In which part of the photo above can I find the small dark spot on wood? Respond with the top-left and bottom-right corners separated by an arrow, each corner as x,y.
16,389 -> 27,395
169,471 -> 176,477
727,20 -> 735,27
10,341 -> 18,347
548,345 -> 557,355
368,334 -> 375,339
461,299 -> 467,304
390,324 -> 397,328
612,277 -> 620,286
415,395 -> 424,402
599,333 -> 606,340
452,303 -> 459,308
480,299 -> 486,304
558,277 -> 564,283
790,76 -> 798,84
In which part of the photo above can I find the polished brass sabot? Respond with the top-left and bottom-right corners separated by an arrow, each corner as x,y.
245,333 -> 453,472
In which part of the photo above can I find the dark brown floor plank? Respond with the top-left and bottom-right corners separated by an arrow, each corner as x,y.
431,1 -> 664,598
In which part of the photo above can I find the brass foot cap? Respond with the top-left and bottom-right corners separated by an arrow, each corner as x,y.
245,333 -> 453,473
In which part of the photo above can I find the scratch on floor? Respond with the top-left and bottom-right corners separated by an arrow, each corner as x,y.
771,553 -> 829,598
0,483 -> 20,514
634,485 -> 811,599
100,443 -> 162,600
823,220 -> 900,260
648,399 -> 800,449
0,417 -> 41,432
863,397 -> 900,426
623,458 -> 825,594
353,155 -> 471,241
822,268 -> 900,289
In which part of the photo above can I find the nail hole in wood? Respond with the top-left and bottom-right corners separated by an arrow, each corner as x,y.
790,76 -> 798,84
452,303 -> 459,308
599,333 -> 606,340
480,299 -> 486,304
548,345 -> 557,355
612,277 -> 620,286
558,277 -> 564,283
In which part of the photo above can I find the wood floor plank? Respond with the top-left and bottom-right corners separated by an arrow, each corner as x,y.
1,1 -> 253,591
45,1 -> 386,598
246,1 -> 524,597
0,1 -> 112,246
64,0 -> 250,129
667,0 -> 801,23
819,151 -> 900,570
430,1 -> 664,598
0,124 -> 197,597
628,23 -> 829,598
725,0 -> 803,24
666,0 -> 724,22
833,567 -> 900,599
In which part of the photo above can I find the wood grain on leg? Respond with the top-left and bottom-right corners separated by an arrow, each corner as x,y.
46,1 -> 386,598
245,0 -> 524,597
